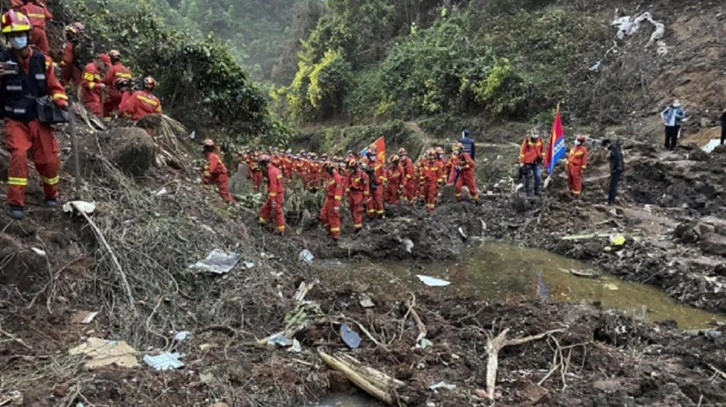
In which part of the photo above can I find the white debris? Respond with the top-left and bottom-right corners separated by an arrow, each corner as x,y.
428,381 -> 457,392
189,249 -> 241,274
402,238 -> 414,253
173,331 -> 191,341
416,275 -> 451,287
63,201 -> 96,215
298,249 -> 314,264
611,12 -> 666,49
31,247 -> 46,256
143,352 -> 185,371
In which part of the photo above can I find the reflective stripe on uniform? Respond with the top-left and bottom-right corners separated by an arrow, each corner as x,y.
277,225 -> 286,231
41,175 -> 59,185
137,95 -> 159,106
259,217 -> 267,224
268,192 -> 277,197
330,227 -> 340,233
8,177 -> 28,186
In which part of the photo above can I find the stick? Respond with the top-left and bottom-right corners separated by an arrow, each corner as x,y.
68,102 -> 83,194
709,363 -> 726,381
486,328 -> 564,399
73,203 -> 136,313
0,327 -> 32,350
319,351 -> 394,405
405,293 -> 427,343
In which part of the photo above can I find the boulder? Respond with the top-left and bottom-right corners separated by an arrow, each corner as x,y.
104,127 -> 155,177
700,233 -> 726,256
693,222 -> 716,238
699,216 -> 726,235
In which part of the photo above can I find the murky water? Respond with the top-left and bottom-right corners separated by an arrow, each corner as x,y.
315,242 -> 724,330
302,393 -> 383,407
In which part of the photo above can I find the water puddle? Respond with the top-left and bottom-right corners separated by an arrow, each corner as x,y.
315,242 -> 725,330
302,393 -> 383,407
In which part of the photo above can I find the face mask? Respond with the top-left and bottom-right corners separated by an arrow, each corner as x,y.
9,36 -> 28,50
532,135 -> 540,139
575,141 -> 582,146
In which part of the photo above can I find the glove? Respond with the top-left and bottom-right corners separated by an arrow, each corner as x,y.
333,206 -> 340,212
54,98 -> 69,110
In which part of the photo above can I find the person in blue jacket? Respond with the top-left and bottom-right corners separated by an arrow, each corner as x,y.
660,99 -> 685,151
458,128 -> 476,160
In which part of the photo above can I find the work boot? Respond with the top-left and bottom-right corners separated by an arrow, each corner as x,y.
8,205 -> 23,220
45,198 -> 59,208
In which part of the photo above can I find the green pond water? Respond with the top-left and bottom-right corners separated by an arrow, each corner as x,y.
314,242 -> 724,330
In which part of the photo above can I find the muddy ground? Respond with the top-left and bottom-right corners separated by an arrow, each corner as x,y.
3,121 -> 726,406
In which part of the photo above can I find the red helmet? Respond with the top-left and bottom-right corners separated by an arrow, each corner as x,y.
143,76 -> 158,90
1,10 -> 31,34
202,139 -> 215,147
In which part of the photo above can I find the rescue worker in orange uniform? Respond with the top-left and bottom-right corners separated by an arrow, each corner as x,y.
19,0 -> 52,53
320,162 -> 344,240
102,50 -> 132,118
519,128 -> 545,196
248,152 -> 263,189
1,10 -> 68,220
566,134 -> 588,197
119,76 -> 162,121
385,154 -> 404,205
346,158 -> 369,234
201,139 -> 233,203
59,22 -> 84,87
258,155 -> 286,235
366,147 -> 387,219
420,148 -> 445,212
449,142 -> 480,204
81,53 -> 109,118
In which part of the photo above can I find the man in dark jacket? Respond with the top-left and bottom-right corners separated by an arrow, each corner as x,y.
720,108 -> 726,146
602,139 -> 624,205
458,128 -> 476,160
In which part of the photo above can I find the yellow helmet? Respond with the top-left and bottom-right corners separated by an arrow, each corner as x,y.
1,10 -> 31,34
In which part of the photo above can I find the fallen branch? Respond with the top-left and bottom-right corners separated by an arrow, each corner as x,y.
405,293 -> 427,343
73,203 -> 137,314
0,327 -> 32,350
319,351 -> 403,405
486,328 -> 564,399
709,363 -> 726,381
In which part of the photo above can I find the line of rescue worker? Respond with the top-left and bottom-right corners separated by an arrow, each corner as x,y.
200,139 -> 483,240
200,128 -> 592,241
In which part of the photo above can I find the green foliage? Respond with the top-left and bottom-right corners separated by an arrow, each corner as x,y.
307,50 -> 351,117
54,1 -> 285,143
281,0 -> 611,125
69,0 -> 301,81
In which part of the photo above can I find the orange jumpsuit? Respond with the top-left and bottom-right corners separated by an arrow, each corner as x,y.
400,156 -> 415,204
103,62 -> 132,116
21,2 -> 52,53
203,152 -> 232,203
420,159 -> 444,212
60,40 -> 81,86
367,162 -> 387,218
385,163 -> 404,205
81,62 -> 104,117
307,161 -> 320,189
448,152 -> 479,202
566,145 -> 588,196
119,89 -> 161,121
321,169 -> 344,239
347,168 -> 369,231
259,164 -> 286,233
2,48 -> 68,208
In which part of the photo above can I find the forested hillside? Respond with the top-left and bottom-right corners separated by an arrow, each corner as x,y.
67,0 -> 306,81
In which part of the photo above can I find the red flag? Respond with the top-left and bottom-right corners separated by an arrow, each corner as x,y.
371,136 -> 386,163
545,104 -> 565,174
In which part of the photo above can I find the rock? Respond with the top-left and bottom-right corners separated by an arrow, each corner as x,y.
700,233 -> 726,256
688,149 -> 709,161
714,263 -> 726,277
593,379 -> 622,393
693,222 -> 716,238
700,216 -> 726,235
104,127 -> 155,177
